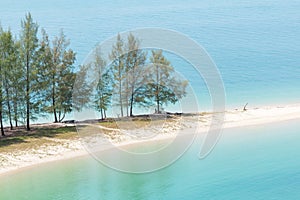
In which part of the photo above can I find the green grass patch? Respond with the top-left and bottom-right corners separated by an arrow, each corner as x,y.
0,125 -> 78,153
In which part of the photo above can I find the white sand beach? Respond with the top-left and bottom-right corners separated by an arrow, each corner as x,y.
0,103 -> 299,175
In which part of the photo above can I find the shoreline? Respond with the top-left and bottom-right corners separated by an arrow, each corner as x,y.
0,103 -> 299,176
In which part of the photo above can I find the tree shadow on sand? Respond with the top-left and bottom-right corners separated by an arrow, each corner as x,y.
0,125 -> 77,148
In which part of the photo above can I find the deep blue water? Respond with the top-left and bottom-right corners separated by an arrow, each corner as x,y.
0,0 -> 299,109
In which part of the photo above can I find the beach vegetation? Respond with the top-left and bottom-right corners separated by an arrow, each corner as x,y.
0,13 -> 76,135
0,13 -> 188,136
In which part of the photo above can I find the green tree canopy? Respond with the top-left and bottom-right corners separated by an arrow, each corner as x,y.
19,12 -> 39,130
147,50 -> 188,113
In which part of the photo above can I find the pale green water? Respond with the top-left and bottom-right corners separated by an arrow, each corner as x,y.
0,119 -> 299,199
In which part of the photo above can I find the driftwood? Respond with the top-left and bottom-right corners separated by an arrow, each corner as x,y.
243,103 -> 248,111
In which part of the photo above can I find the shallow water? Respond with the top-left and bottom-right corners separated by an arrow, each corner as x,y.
0,119 -> 299,200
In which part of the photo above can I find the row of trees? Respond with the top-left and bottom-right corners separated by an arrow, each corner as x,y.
0,13 -> 188,136
0,13 -> 75,135
83,33 -> 188,119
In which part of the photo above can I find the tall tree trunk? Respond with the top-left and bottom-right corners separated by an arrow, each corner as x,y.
5,86 -> 13,130
119,72 -> 123,117
104,110 -> 107,119
58,110 -> 61,122
156,98 -> 160,113
6,101 -> 13,130
156,65 -> 160,113
0,62 -> 5,135
26,54 -> 30,131
13,90 -> 18,127
125,80 -> 129,117
130,92 -> 134,117
59,110 -> 66,122
52,74 -> 58,123
99,93 -> 104,120
100,108 -> 103,120
0,87 -> 4,136
119,92 -> 123,117
52,97 -> 57,122
0,112 -> 4,136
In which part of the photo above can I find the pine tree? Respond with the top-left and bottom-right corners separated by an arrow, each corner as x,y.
11,40 -> 24,127
109,34 -> 126,117
124,33 -> 147,116
39,30 -> 76,122
0,26 -> 6,135
55,45 -> 76,122
36,28 -> 52,114
92,47 -> 111,120
0,29 -> 17,130
19,13 -> 39,131
148,50 -> 188,113
0,14 -> 78,133
0,27 -> 22,134
72,64 -> 94,112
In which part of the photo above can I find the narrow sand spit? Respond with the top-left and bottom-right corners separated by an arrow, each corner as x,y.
0,103 -> 299,175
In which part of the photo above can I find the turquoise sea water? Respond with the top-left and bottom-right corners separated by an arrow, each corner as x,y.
0,1 -> 300,199
0,0 -> 299,108
0,120 -> 299,200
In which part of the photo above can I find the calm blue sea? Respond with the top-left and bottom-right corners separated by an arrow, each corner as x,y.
0,1 -> 300,199
0,0 -> 299,110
